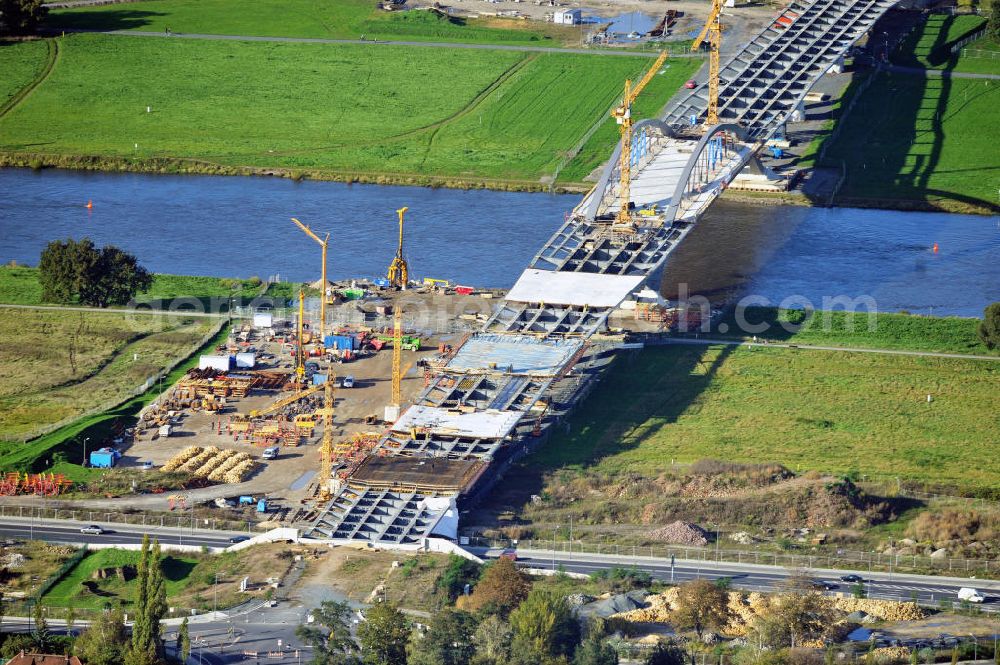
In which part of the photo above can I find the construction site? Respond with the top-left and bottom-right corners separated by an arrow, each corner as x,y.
32,0 -> 902,549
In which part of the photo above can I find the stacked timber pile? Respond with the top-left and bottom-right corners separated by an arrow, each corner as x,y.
612,589 -> 924,634
161,446 -> 258,483
832,598 -> 925,621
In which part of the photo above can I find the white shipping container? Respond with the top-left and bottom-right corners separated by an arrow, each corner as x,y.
235,352 -> 256,369
253,312 -> 273,329
199,355 -> 232,371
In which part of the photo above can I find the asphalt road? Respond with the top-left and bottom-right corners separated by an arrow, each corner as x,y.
0,519 -> 243,548
482,549 -> 1000,613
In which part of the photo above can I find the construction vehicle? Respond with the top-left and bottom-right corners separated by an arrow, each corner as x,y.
691,0 -> 722,125
291,217 -> 330,341
387,206 -> 409,289
611,51 -> 668,226
375,333 -> 421,351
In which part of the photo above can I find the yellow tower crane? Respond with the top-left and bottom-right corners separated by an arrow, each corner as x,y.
387,207 -> 409,289
612,51 -> 668,225
291,217 -> 330,342
691,0 -> 723,126
295,289 -> 306,387
317,375 -> 336,502
391,304 -> 403,409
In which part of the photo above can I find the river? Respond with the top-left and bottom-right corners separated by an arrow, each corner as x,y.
1,168 -> 998,316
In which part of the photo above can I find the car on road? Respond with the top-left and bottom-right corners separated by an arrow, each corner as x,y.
839,574 -> 864,583
228,535 -> 250,544
79,525 -> 105,535
811,580 -> 838,590
499,548 -> 517,561
685,79 -> 697,89
342,375 -> 355,388
958,587 -> 985,603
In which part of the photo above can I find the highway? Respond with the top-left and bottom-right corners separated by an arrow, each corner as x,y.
0,518 -> 244,549
479,549 -> 1000,613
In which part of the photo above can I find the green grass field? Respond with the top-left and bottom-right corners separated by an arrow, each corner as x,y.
0,322 -> 229,476
0,40 -> 51,112
817,70 -> 1000,210
537,344 -> 1000,493
893,14 -> 997,75
707,307 -> 995,355
43,548 -> 198,609
46,0 -> 576,46
0,34 -> 694,186
0,307 -> 215,440
0,266 -> 263,308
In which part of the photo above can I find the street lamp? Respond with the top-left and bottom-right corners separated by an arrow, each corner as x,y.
82,437 -> 90,467
968,634 -> 977,662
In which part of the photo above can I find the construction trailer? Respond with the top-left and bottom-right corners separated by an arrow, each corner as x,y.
89,448 -> 121,469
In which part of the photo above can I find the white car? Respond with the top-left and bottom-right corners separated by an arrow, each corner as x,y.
79,525 -> 105,535
958,587 -> 985,603
342,376 -> 355,388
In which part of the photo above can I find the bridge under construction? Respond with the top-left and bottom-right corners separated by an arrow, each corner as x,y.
305,0 -> 899,547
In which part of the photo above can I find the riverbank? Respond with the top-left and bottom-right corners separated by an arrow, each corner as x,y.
0,33 -> 696,194
0,152 -> 589,194
720,187 -> 1000,216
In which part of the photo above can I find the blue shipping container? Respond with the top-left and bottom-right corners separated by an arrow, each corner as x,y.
312,373 -> 328,385
89,448 -> 121,469
324,334 -> 356,351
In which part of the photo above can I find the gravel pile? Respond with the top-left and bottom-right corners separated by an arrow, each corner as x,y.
647,521 -> 710,546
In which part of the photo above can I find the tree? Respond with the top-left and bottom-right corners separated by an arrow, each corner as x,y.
32,601 -> 52,652
38,238 -> 152,307
644,641 -> 687,665
436,555 -> 481,601
126,536 -> 167,665
509,589 -> 580,663
408,609 -> 477,665
989,9 -> 1000,42
978,302 -> 1000,349
0,0 -> 47,35
572,631 -> 618,665
751,589 -> 835,650
295,601 -> 360,665
177,618 -> 191,663
357,603 -> 409,665
470,614 -> 512,665
671,579 -> 731,638
457,558 -> 531,616
75,605 -> 128,665
65,606 -> 76,635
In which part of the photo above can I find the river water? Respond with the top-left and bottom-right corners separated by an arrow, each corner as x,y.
1,168 -> 998,316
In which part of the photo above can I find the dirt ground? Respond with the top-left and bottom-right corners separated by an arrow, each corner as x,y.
118,288 -> 498,512
881,614 -> 1000,641
413,0 -> 781,50
295,546 -> 451,614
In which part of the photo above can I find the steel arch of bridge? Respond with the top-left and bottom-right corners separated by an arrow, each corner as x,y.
583,119 -> 754,224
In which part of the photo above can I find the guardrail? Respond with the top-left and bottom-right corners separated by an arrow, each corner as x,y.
469,537 -> 999,578
0,504 -> 252,533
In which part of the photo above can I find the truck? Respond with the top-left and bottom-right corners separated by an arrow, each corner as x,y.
262,446 -> 280,460
957,587 -> 985,603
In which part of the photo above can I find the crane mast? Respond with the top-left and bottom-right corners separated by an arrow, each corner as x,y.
611,51 -> 668,224
391,304 -> 402,408
692,0 -> 723,126
291,217 -> 329,342
295,289 -> 306,387
317,375 -> 336,502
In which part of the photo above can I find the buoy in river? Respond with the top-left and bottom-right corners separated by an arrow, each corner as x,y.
85,200 -> 93,209
932,242 -> 939,253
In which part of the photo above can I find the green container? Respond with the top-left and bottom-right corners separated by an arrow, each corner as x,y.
341,288 -> 364,301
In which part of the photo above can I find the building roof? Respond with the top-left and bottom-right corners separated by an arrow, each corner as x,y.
392,405 -> 522,440
506,269 -> 644,308
448,333 -> 582,375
